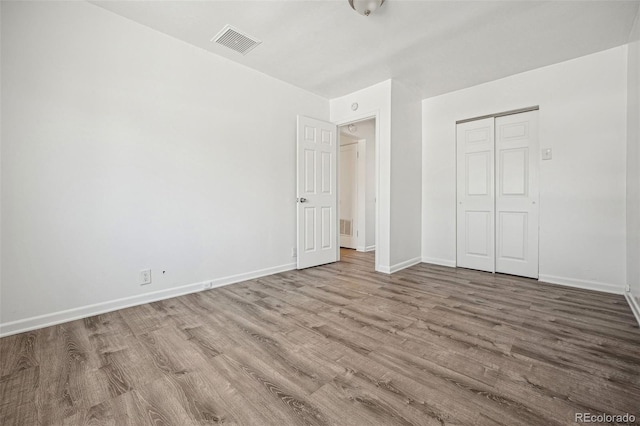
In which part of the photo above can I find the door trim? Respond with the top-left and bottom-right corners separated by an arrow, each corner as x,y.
456,106 -> 539,125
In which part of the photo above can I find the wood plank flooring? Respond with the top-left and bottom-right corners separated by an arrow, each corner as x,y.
1,249 -> 640,425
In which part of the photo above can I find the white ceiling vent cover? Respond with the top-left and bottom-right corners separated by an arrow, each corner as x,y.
211,25 -> 262,55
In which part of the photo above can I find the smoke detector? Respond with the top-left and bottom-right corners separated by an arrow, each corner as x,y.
211,24 -> 262,55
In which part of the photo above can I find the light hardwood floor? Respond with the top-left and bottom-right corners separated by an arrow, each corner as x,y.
1,249 -> 639,425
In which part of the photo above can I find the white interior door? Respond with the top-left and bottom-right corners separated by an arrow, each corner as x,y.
495,111 -> 539,278
297,116 -> 338,269
339,143 -> 358,249
456,117 -> 495,272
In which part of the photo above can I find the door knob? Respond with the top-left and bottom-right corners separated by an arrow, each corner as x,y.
298,198 -> 308,203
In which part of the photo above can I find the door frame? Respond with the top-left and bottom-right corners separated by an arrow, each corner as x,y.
456,106 -> 539,125
334,111 -> 380,271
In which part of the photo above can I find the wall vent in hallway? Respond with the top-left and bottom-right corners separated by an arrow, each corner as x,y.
340,219 -> 353,236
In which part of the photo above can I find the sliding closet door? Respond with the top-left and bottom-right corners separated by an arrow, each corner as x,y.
456,118 -> 495,272
495,111 -> 539,278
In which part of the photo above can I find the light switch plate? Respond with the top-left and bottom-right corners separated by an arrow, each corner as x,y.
541,148 -> 552,160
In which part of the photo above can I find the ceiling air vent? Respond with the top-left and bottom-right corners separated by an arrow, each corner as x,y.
211,24 -> 262,55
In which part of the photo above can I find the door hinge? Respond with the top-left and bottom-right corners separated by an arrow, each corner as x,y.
357,151 -> 359,159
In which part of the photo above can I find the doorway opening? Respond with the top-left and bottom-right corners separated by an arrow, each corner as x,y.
338,118 -> 376,267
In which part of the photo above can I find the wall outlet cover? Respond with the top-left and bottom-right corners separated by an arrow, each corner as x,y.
140,269 -> 152,285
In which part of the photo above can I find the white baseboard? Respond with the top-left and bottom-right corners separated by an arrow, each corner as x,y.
538,274 -> 625,295
376,265 -> 391,274
365,245 -> 376,252
625,292 -> 640,327
421,256 -> 457,268
356,246 -> 366,252
0,262 -> 296,338
377,257 -> 422,274
392,257 -> 422,273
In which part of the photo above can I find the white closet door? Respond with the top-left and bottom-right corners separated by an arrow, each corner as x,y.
456,118 -> 495,272
495,111 -> 539,278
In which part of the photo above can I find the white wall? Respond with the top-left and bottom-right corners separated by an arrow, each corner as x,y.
0,1 -> 328,335
626,11 -> 640,318
331,81 -> 392,271
390,80 -> 422,268
423,46 -> 628,293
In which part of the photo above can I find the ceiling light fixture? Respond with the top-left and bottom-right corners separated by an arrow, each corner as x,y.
348,0 -> 385,16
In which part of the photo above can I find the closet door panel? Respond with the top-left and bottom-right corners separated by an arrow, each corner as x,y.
495,111 -> 539,278
456,118 -> 495,272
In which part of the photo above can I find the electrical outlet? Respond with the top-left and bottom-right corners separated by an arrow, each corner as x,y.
291,247 -> 297,258
140,269 -> 151,285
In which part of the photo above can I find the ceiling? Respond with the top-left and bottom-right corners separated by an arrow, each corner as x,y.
92,0 -> 640,99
